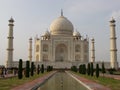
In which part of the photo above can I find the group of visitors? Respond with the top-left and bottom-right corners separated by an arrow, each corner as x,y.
0,67 -> 7,77
0,67 -> 17,78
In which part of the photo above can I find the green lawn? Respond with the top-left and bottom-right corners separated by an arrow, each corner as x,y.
72,71 -> 120,90
0,72 -> 49,90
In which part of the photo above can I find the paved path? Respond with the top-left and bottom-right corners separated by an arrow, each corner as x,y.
67,71 -> 111,90
11,71 -> 56,90
0,74 -> 16,79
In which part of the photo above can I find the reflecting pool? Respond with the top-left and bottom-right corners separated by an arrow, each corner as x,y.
37,71 -> 88,90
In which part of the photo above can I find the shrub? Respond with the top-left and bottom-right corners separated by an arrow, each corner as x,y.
108,68 -> 116,74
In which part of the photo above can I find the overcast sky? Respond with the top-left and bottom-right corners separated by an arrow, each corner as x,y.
0,0 -> 120,65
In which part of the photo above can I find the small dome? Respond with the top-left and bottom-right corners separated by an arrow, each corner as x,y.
91,38 -> 94,41
29,37 -> 32,40
50,15 -> 74,35
73,31 -> 81,37
110,17 -> 115,23
9,17 -> 14,22
43,30 -> 50,36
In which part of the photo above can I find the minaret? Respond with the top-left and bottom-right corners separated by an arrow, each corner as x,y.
6,17 -> 14,68
91,38 -> 95,62
109,18 -> 118,69
28,37 -> 32,62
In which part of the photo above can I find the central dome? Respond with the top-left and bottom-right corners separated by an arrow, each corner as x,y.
50,13 -> 74,35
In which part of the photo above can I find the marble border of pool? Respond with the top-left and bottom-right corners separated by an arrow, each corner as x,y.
31,71 -> 57,90
66,71 -> 92,90
11,71 -> 57,90
66,71 -> 111,90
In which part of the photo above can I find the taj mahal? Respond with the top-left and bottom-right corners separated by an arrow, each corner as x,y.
6,11 -> 119,69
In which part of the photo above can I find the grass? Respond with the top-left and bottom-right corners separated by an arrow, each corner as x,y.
0,72 -> 50,90
71,71 -> 120,90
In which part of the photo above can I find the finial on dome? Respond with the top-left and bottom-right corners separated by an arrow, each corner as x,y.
61,9 -> 63,16
75,28 -> 78,32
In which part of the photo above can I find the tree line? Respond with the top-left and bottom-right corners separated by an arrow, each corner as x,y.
71,62 -> 106,78
18,59 -> 53,79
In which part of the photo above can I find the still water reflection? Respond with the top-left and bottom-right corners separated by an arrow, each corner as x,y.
37,72 -> 88,90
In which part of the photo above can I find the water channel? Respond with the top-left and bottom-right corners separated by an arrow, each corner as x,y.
37,71 -> 88,90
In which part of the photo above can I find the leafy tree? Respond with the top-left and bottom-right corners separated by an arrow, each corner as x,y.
31,62 -> 34,76
18,59 -> 23,79
25,61 -> 30,77
96,64 -> 99,78
87,63 -> 91,76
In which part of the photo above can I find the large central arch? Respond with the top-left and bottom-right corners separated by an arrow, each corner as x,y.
55,44 -> 68,62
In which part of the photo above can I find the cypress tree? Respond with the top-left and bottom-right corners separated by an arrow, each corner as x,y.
73,66 -> 77,72
37,64 -> 40,74
18,59 -> 23,79
31,62 -> 34,76
80,65 -> 82,74
83,64 -> 86,74
47,66 -> 49,72
47,66 -> 51,72
25,61 -> 30,77
96,64 -> 99,78
102,62 -> 106,76
91,62 -> 94,76
87,63 -> 91,76
51,66 -> 53,71
41,64 -> 44,73
79,65 -> 81,73
81,64 -> 84,74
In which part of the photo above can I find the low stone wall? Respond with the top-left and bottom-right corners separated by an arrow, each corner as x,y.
12,61 -> 114,69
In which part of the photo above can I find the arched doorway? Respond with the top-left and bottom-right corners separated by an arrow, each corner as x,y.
55,44 -> 68,62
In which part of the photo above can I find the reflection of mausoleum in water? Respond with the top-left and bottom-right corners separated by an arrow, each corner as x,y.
34,11 -> 89,68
